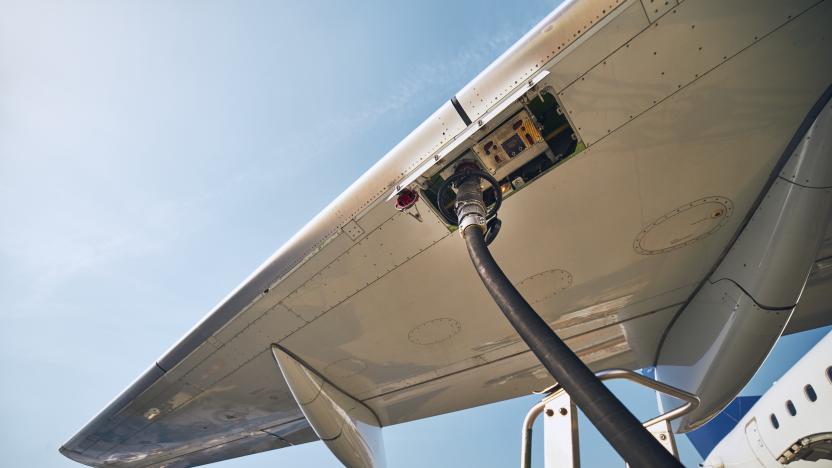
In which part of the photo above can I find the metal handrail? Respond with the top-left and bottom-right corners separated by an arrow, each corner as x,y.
520,368 -> 700,468
521,400 -> 546,468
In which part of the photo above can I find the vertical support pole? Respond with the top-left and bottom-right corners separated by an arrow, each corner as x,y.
543,390 -> 580,468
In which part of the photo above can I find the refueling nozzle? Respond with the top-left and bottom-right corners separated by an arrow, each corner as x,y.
453,163 -> 488,235
435,161 -> 503,245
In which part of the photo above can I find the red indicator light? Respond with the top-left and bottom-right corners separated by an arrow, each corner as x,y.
395,188 -> 419,211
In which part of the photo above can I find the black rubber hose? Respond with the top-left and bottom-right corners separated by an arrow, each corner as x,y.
462,227 -> 682,468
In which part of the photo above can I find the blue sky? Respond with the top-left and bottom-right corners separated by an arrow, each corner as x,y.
0,1 -> 827,467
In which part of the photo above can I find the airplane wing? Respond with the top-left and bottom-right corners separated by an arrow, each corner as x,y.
61,0 -> 832,466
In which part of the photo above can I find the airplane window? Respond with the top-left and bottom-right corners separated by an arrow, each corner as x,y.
770,414 -> 779,429
827,366 -> 832,384
786,400 -> 797,416
805,384 -> 817,402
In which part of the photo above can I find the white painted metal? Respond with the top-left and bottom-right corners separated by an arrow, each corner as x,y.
644,420 -> 678,459
343,220 -> 366,242
364,307 -> 681,426
546,0 -> 649,91
789,242 -> 832,333
654,281 -> 792,433
711,179 -> 832,308
744,418 -> 782,468
780,114 -> 832,188
656,98 -> 832,431
640,0 -> 677,24
710,101 -> 832,308
543,391 -> 579,468
702,332 -> 832,467
559,0 -> 820,145
456,0 -> 631,119
271,346 -> 385,468
61,0 -> 832,466
280,201 -> 449,322
781,102 -> 832,189
183,303 -> 306,391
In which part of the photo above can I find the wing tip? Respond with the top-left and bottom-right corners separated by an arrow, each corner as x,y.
59,444 -> 98,467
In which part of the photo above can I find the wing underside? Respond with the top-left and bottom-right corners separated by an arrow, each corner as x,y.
62,0 -> 832,466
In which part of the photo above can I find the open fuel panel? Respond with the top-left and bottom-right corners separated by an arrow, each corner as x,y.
422,90 -> 584,224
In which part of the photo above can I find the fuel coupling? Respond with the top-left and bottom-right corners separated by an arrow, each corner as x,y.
435,161 -> 503,244
453,163 -> 488,235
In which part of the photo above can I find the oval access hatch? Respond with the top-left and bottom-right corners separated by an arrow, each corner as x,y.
517,269 -> 573,304
408,318 -> 461,345
634,196 -> 733,255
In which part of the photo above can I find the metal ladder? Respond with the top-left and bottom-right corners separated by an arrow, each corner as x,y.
521,368 -> 700,468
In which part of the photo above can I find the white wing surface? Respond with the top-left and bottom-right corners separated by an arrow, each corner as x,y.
62,0 -> 832,466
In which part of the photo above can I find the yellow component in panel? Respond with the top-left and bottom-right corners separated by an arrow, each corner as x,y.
472,110 -> 543,174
